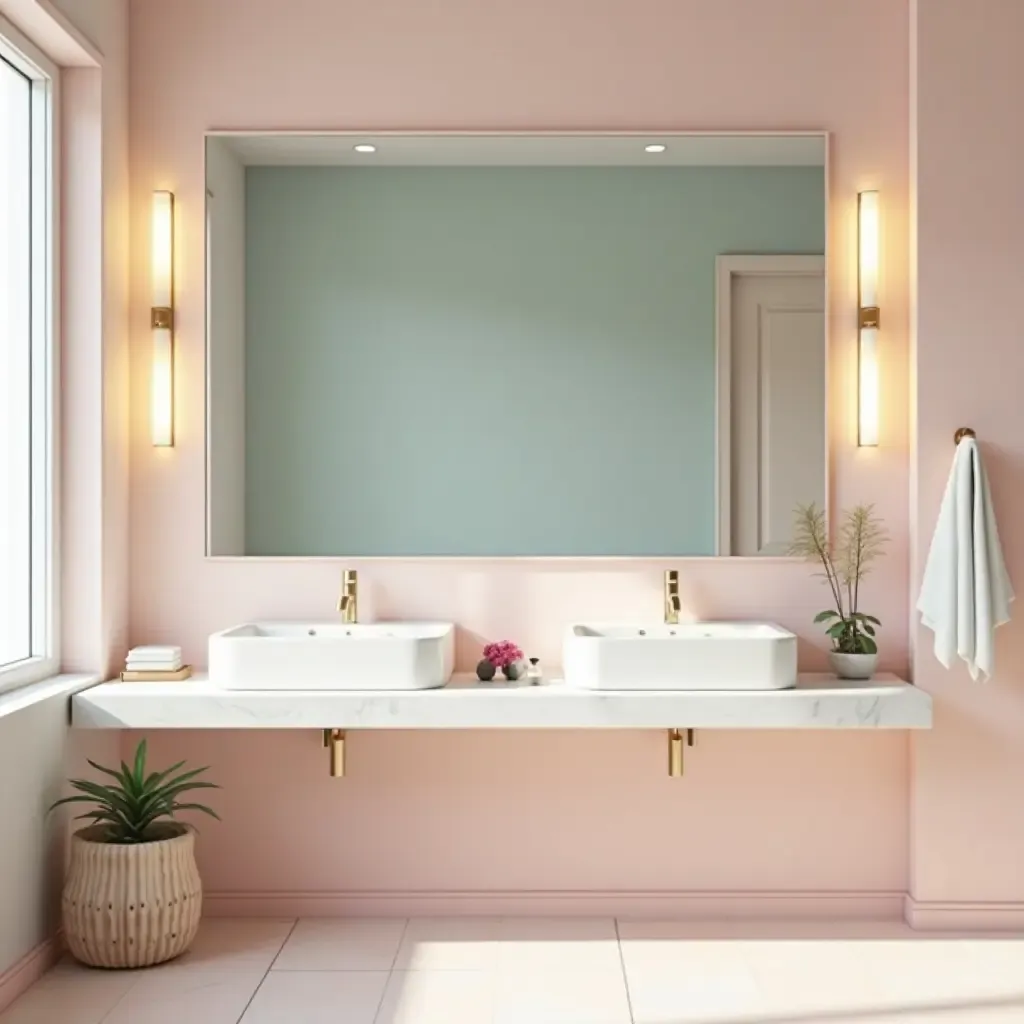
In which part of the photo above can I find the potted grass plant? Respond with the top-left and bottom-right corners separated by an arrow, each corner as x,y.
50,739 -> 219,968
790,502 -> 889,679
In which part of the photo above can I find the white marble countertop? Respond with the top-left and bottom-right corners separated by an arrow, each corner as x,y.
71,672 -> 931,730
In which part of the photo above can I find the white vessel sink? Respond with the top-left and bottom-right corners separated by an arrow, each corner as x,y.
563,622 -> 797,690
208,622 -> 455,690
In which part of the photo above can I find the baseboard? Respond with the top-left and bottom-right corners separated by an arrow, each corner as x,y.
204,889 -> 904,920
904,896 -> 1024,931
0,936 -> 61,1014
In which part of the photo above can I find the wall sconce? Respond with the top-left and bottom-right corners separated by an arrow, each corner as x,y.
857,190 -> 880,447
151,190 -> 175,447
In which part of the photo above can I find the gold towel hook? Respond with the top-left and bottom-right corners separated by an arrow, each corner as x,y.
954,427 -> 976,446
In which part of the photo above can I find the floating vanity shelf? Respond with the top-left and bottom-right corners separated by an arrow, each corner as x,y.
72,672 -> 931,730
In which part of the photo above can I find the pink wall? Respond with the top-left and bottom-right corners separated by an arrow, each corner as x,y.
909,0 -> 1024,922
128,0 -> 913,902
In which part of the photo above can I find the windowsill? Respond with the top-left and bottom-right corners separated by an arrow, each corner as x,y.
0,672 -> 101,722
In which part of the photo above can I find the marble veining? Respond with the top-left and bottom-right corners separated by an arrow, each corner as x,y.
71,673 -> 931,730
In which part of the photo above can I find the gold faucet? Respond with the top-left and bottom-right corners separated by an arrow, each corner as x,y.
664,569 -> 681,625
338,569 -> 358,624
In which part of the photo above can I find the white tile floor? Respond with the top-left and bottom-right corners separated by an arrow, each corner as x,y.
4,917 -> 1024,1023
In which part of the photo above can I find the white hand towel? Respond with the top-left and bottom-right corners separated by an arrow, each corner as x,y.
127,646 -> 182,663
126,658 -> 182,671
917,436 -> 1014,680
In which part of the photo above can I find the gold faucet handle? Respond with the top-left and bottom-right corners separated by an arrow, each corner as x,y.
338,570 -> 358,619
664,569 -> 681,624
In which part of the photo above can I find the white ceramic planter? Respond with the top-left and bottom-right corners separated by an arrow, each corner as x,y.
62,825 -> 202,968
829,651 -> 879,680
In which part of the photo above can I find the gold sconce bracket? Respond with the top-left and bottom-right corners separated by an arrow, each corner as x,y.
668,728 -> 695,777
858,306 -> 880,330
151,306 -> 174,330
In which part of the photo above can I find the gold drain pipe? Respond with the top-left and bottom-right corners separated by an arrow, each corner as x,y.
324,729 -> 346,777
668,728 -> 695,777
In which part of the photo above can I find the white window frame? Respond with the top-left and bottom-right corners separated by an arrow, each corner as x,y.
0,15 -> 60,693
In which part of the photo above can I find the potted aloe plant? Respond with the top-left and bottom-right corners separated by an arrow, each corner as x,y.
50,739 -> 219,968
790,502 -> 889,679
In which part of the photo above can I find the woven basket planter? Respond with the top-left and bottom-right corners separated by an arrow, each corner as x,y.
62,825 -> 202,968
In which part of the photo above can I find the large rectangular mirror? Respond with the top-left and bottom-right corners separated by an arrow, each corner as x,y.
205,133 -> 827,557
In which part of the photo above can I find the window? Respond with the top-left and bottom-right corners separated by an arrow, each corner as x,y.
0,18 -> 57,692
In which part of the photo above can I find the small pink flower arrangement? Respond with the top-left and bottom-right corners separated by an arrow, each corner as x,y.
483,640 -> 523,668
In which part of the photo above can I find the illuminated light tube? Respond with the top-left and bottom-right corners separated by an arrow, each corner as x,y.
857,190 -> 880,447
151,190 -> 174,447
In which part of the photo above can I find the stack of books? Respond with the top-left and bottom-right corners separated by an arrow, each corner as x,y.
120,645 -> 192,682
